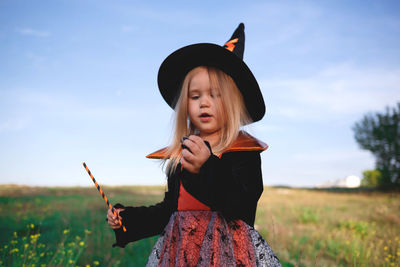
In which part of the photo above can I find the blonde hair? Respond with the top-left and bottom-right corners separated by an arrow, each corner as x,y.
164,66 -> 252,175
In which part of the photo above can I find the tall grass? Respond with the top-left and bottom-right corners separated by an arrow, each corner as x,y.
255,188 -> 400,266
0,185 -> 399,266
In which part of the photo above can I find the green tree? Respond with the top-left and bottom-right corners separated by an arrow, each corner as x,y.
352,102 -> 400,188
361,169 -> 382,187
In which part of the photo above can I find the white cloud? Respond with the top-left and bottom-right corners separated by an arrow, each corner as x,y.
262,148 -> 375,187
292,149 -> 373,163
0,117 -> 31,132
17,90 -> 140,120
253,124 -> 282,133
260,63 -> 400,120
16,28 -> 50,37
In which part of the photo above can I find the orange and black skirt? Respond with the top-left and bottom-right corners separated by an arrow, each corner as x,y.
146,210 -> 281,267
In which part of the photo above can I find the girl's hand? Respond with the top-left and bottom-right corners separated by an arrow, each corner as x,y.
107,208 -> 124,229
181,135 -> 211,174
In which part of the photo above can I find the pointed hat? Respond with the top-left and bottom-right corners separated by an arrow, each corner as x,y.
157,23 -> 265,123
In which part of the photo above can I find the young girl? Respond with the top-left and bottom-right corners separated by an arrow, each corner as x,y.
107,23 -> 281,267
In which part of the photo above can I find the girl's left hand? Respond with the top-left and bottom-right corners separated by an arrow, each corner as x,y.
181,135 -> 211,174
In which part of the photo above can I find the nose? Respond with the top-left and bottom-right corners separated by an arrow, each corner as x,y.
200,95 -> 211,107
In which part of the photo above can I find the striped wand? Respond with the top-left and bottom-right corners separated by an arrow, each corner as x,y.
82,162 -> 126,232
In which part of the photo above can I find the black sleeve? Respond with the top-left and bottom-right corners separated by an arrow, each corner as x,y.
181,151 -> 263,225
112,176 -> 177,248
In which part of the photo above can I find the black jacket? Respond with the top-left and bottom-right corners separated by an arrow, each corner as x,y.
112,132 -> 267,248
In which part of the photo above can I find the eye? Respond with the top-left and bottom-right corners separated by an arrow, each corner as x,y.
190,95 -> 199,100
210,92 -> 221,98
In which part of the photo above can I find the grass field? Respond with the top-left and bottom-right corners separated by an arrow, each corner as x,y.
0,185 -> 399,266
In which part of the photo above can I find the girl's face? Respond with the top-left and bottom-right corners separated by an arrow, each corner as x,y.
187,68 -> 223,138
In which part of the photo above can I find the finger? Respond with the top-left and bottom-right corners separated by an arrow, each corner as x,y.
181,157 -> 195,173
115,208 -> 124,216
117,209 -> 125,222
109,218 -> 119,227
187,135 -> 203,151
182,148 -> 196,163
111,224 -> 121,229
189,135 -> 210,153
107,211 -> 115,220
182,139 -> 200,155
188,135 -> 204,144
108,208 -> 123,221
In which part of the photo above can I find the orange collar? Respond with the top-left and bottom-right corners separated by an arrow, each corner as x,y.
146,131 -> 268,159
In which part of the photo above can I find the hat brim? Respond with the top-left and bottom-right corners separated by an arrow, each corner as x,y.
157,43 -> 265,123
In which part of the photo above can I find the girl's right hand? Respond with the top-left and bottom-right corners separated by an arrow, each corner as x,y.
181,135 -> 211,174
107,208 -> 124,229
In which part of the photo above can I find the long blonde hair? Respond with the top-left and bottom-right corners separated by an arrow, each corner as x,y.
164,66 -> 252,175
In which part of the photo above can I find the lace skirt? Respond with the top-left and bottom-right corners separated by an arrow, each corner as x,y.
146,211 -> 281,267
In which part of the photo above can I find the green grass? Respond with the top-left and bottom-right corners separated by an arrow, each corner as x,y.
0,185 -> 399,266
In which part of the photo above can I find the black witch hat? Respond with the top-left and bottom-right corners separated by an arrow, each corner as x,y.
157,23 -> 265,123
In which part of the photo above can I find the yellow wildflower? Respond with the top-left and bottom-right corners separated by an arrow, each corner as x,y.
79,241 -> 85,247
75,236 -> 81,241
63,229 -> 69,235
85,229 -> 92,235
30,224 -> 34,229
86,265 -> 90,267
24,244 -> 29,249
69,259 -> 74,264
93,261 -> 100,266
40,252 -> 44,257
13,232 -> 17,237
384,246 -> 388,251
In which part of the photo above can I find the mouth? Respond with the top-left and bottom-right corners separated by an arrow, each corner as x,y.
200,113 -> 212,118
199,113 -> 212,122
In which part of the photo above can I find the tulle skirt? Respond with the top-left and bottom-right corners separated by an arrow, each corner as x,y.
146,211 -> 281,267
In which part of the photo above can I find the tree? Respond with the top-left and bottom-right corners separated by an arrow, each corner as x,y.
352,102 -> 400,187
361,169 -> 382,187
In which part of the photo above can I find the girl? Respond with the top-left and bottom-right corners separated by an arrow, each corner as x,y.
107,23 -> 281,267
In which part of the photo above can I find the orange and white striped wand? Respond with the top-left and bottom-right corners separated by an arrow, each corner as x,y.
82,162 -> 126,232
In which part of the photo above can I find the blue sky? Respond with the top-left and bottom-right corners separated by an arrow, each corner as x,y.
1,0 -> 399,187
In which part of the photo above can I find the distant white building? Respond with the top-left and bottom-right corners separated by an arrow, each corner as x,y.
317,175 -> 361,188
